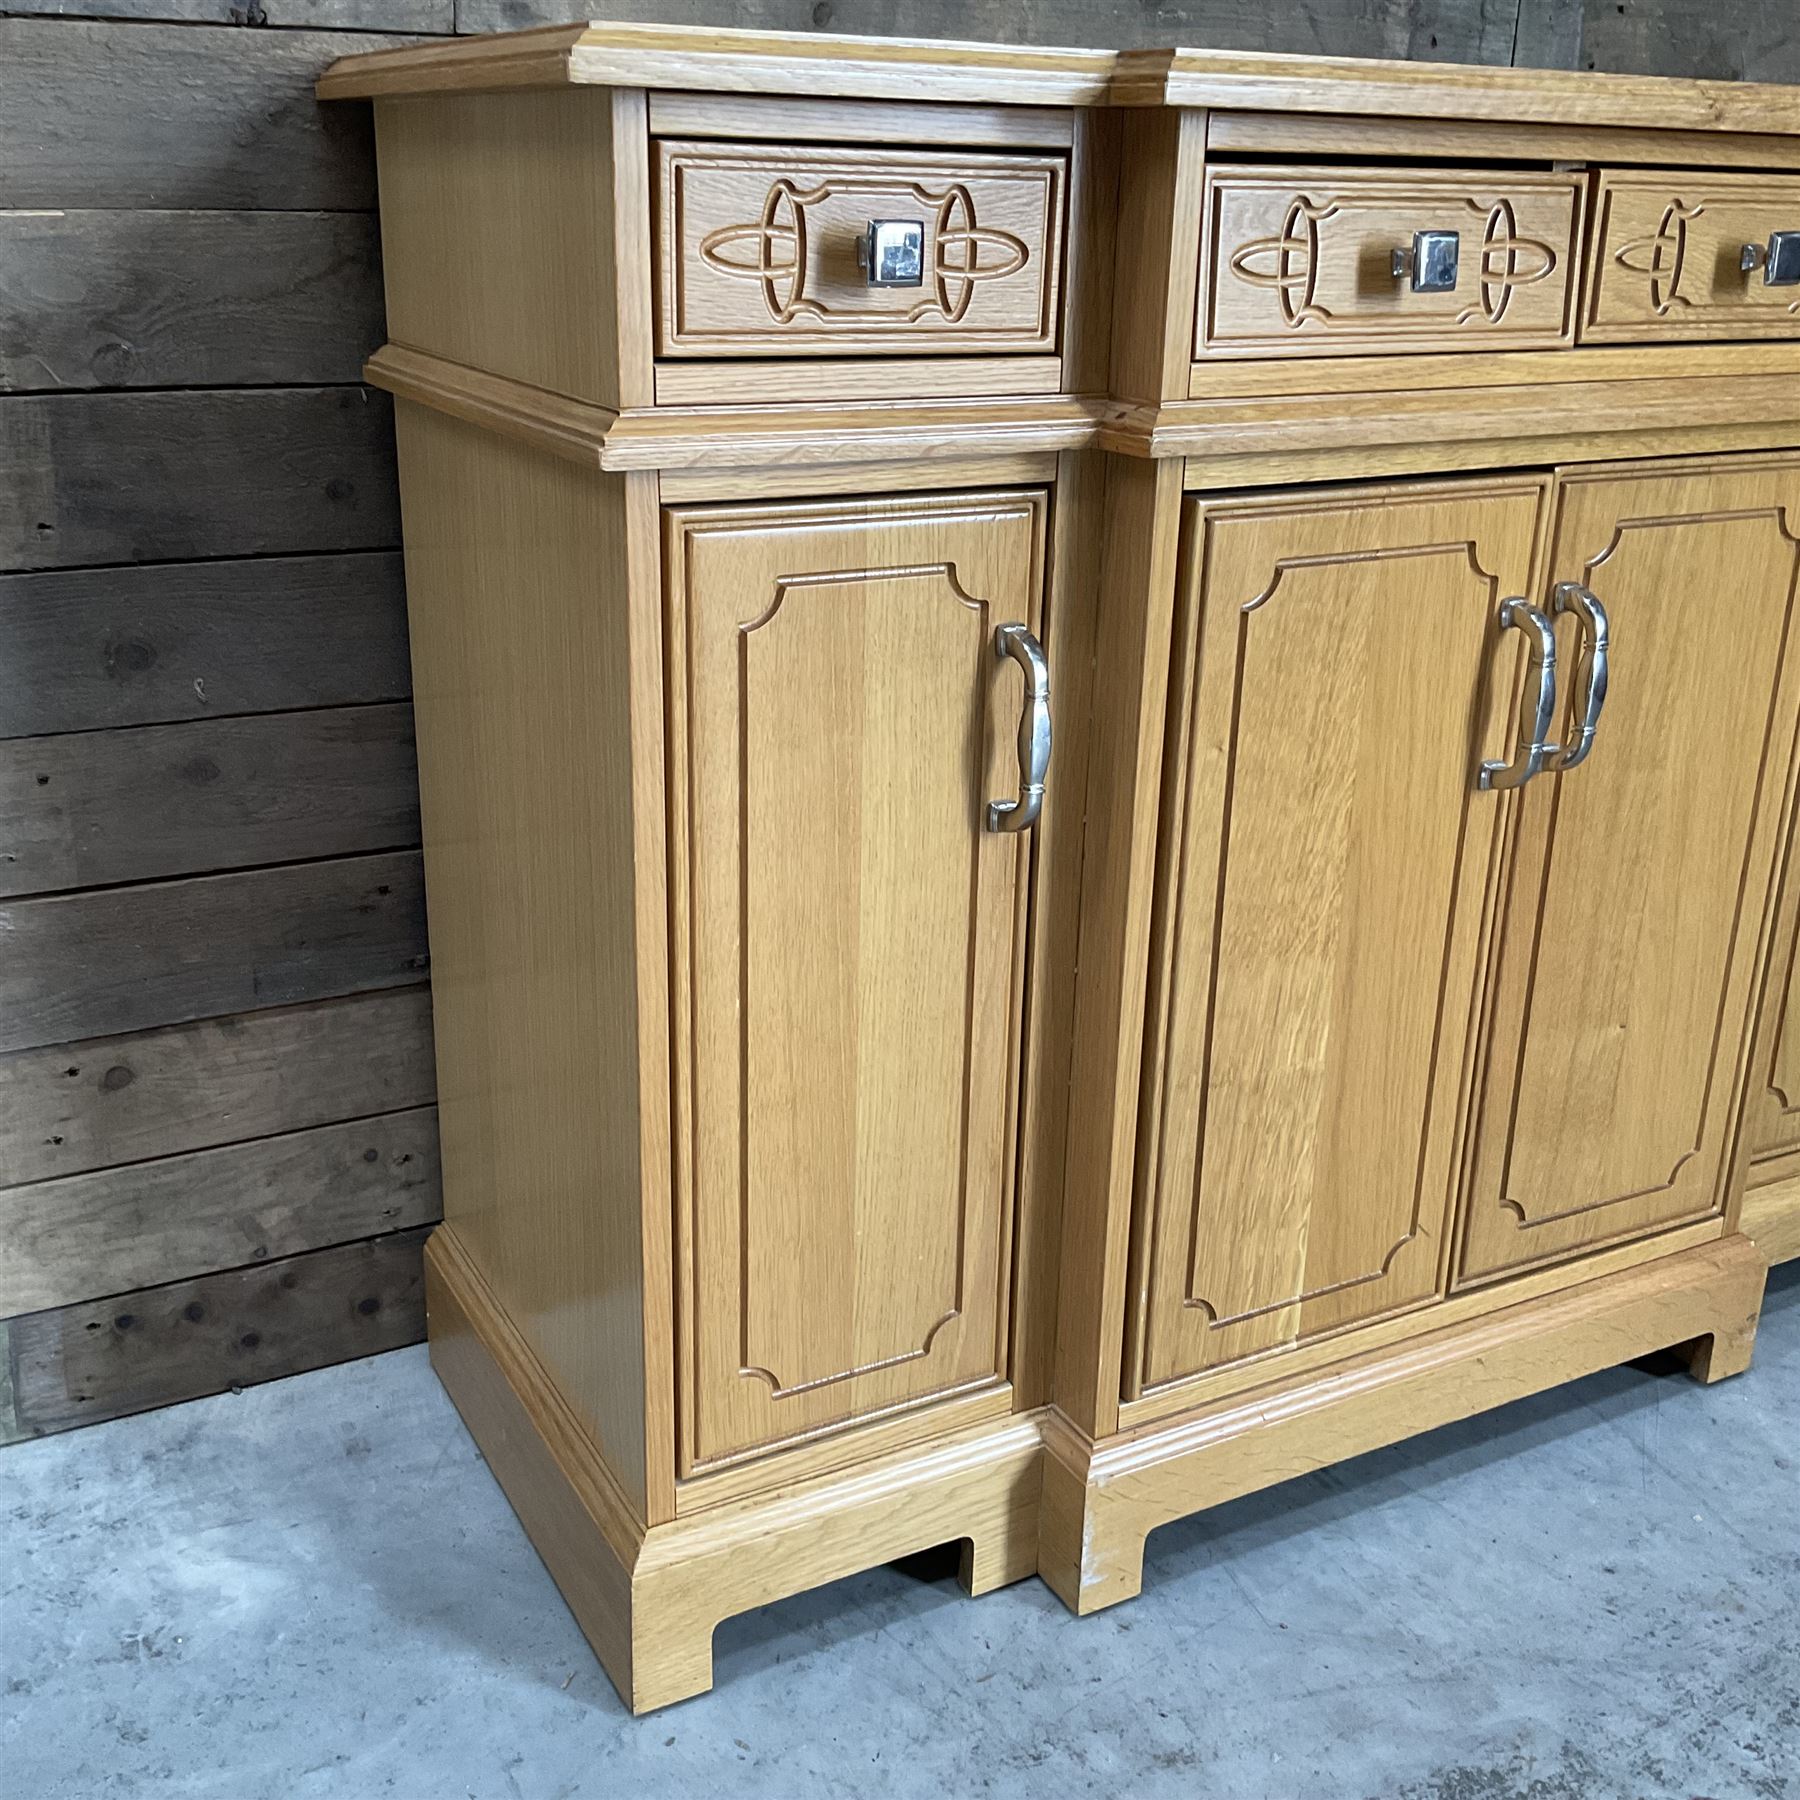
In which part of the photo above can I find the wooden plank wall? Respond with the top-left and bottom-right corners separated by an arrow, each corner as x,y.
0,0 -> 1791,1444
0,14 -> 445,1441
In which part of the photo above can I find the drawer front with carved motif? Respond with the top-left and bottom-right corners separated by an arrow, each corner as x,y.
1583,171 -> 1800,344
654,140 -> 1065,357
1196,165 -> 1584,360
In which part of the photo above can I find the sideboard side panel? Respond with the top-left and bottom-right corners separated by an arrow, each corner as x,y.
374,86 -> 649,410
393,399 -> 663,1518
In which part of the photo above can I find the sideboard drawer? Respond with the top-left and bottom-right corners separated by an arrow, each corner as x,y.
655,140 -> 1066,358
1583,171 -> 1800,343
1195,165 -> 1584,360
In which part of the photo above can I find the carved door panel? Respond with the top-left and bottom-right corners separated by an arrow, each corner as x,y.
1129,478 -> 1546,1395
1459,457 -> 1800,1283
666,490 -> 1046,1471
1745,818 -> 1800,1180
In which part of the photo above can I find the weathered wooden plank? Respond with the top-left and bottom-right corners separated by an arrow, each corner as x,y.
0,987 -> 435,1188
0,704 -> 420,898
1578,0 -> 1800,81
0,1107 -> 440,1317
453,0 -> 1525,63
0,211 -> 385,393
0,387 -> 400,572
0,1226 -> 429,1442
3,0 -> 452,33
0,552 -> 411,739
0,850 -> 428,1054
1511,0 -> 1583,70
0,20 -> 408,211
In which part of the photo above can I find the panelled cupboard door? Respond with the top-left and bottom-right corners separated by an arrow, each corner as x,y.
665,489 -> 1046,1472
1458,457 -> 1800,1283
1745,810 -> 1800,1171
1129,478 -> 1548,1395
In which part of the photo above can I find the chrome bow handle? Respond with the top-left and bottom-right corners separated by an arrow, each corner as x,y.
987,622 -> 1051,833
1478,598 -> 1559,792
1544,582 -> 1609,773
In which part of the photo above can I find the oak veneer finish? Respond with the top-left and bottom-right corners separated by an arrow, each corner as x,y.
1585,171 -> 1800,345
1131,478 -> 1548,1394
655,141 -> 1066,357
324,21 -> 1800,1711
664,489 -> 1044,1469
1459,458 -> 1800,1281
1197,166 -> 1584,359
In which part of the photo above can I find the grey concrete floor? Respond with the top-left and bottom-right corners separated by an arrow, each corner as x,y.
4,1264 -> 1797,1800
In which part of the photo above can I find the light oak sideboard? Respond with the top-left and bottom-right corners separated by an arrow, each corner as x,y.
321,24 -> 1800,1712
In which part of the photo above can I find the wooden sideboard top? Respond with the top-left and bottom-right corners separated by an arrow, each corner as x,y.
317,18 -> 1800,136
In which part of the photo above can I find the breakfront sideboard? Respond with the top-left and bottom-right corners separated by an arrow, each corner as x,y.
320,24 -> 1800,1712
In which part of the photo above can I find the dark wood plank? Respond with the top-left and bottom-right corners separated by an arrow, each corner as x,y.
0,703 -> 420,897
1,1226 -> 429,1441
0,987 -> 435,1188
454,0 -> 1523,62
1511,0 -> 1583,70
0,1107 -> 440,1317
0,387 -> 400,571
1577,0 -> 1799,80
0,552 -> 411,739
3,0 -> 452,32
0,849 -> 428,1054
0,20 -> 409,211
0,211 -> 385,393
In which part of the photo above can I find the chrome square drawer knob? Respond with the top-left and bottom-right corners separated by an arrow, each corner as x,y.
1390,229 -> 1461,293
856,219 -> 925,288
1742,231 -> 1800,286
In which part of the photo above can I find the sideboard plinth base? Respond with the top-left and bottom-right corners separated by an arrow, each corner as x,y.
1036,1234 -> 1767,1620
424,1226 -> 1042,1715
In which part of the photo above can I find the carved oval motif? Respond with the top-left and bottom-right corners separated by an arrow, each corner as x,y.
1614,200 -> 1697,315
1225,198 -> 1323,329
696,179 -> 814,323
1474,199 -> 1558,326
932,185 -> 1029,324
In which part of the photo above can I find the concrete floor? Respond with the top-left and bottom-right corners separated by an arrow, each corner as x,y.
4,1264 -> 1797,1800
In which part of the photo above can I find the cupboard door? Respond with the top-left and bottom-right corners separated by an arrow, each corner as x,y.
1745,829 -> 1800,1178
1130,478 -> 1547,1394
1459,458 -> 1800,1283
666,489 -> 1045,1471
